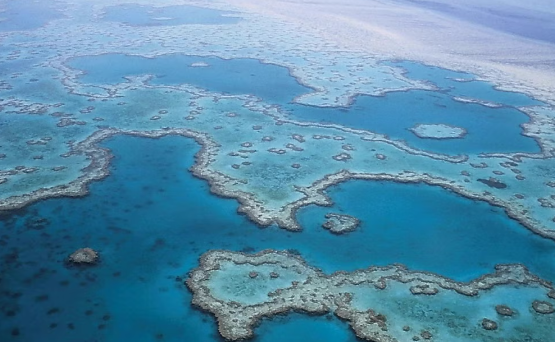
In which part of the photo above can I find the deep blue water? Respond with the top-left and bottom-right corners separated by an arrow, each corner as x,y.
1,135 -> 554,341
0,0 -> 64,31
68,53 -> 540,156
254,313 -> 357,342
297,180 -> 555,282
100,4 -> 241,26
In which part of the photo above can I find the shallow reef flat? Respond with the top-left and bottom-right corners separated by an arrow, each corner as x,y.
188,250 -> 555,342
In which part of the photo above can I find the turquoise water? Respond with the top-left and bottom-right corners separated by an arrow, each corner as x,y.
1,135 -> 554,341
297,180 -> 555,282
68,54 -> 310,104
68,53 -> 539,155
254,314 -> 356,342
0,0 -> 63,31
283,91 -> 539,155
388,61 -> 544,107
100,4 -> 241,26
0,59 -> 38,76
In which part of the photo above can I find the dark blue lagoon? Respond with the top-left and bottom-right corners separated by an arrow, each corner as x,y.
254,313 -> 356,342
1,135 -> 554,341
297,180 -> 555,282
100,4 -> 241,26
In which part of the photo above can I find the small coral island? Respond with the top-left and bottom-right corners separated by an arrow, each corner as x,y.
409,123 -> 467,139
67,247 -> 99,265
187,250 -> 555,342
322,213 -> 360,234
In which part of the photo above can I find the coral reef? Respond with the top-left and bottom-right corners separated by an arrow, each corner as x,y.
321,213 -> 360,234
409,123 -> 467,140
67,248 -> 99,265
187,250 -> 555,341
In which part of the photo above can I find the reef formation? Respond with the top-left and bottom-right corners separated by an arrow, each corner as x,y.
322,213 -> 360,234
67,247 -> 99,265
187,250 -> 555,341
409,123 -> 467,140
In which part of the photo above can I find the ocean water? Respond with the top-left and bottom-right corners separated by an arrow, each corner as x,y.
1,134 -> 553,341
100,4 -> 241,26
387,60 -> 543,107
282,91 -> 539,155
0,57 -> 40,76
68,53 -> 539,155
67,54 -> 310,104
0,0 -> 64,32
297,180 -> 555,282
254,314 -> 357,342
